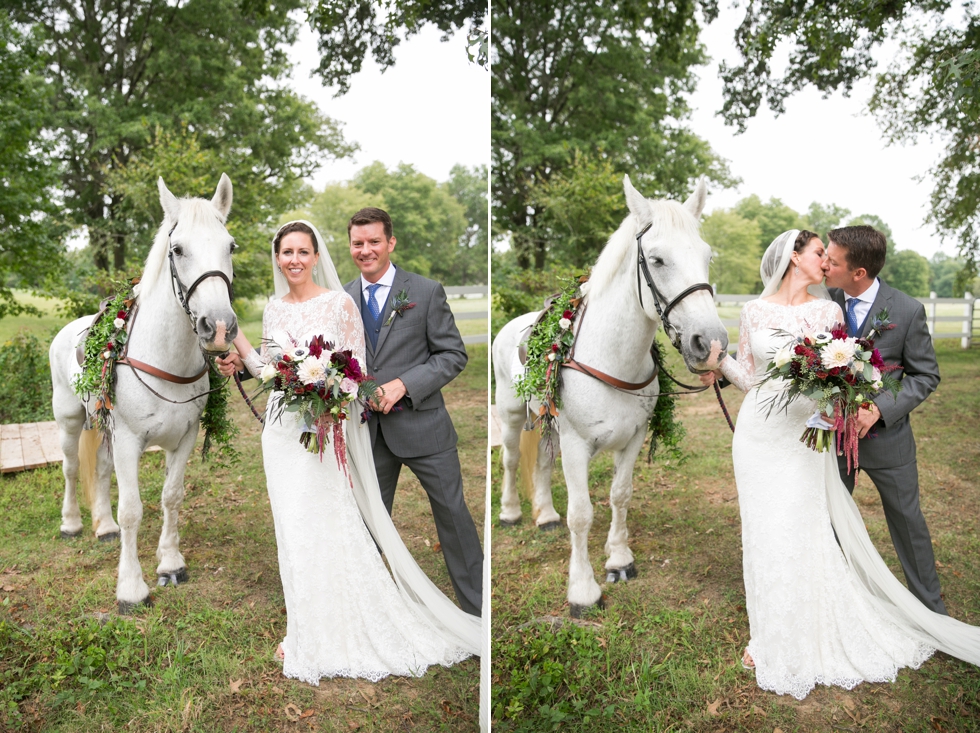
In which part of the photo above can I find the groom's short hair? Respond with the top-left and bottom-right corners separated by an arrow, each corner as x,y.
348,207 -> 393,240
827,226 -> 887,279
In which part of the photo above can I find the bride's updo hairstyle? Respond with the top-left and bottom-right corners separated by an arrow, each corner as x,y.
274,221 -> 318,254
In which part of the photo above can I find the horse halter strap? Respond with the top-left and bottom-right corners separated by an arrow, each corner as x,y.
635,223 -> 714,349
167,222 -> 235,331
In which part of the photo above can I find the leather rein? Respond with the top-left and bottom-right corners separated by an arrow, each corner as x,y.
114,223 -> 234,404
561,223 -> 714,396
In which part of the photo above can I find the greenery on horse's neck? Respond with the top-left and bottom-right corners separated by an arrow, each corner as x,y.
72,278 -> 237,460
514,274 -> 687,461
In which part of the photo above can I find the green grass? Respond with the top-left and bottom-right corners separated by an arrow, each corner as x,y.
0,343 -> 487,732
490,341 -> 980,731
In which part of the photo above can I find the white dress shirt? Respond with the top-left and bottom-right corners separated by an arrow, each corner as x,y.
844,277 -> 881,332
360,264 -> 397,315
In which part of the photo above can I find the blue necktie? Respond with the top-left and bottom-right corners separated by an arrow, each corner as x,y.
846,297 -> 861,336
366,283 -> 383,320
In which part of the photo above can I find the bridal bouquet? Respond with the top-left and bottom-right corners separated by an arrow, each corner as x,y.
258,335 -> 378,477
759,312 -> 901,472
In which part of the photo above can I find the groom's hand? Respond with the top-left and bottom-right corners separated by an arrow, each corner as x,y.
856,402 -> 881,438
373,379 -> 408,414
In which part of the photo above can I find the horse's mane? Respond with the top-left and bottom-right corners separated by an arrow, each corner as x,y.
139,199 -> 225,300
585,199 -> 701,299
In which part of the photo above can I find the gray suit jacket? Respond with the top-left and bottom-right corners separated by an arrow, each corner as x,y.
345,267 -> 468,458
829,280 -> 940,469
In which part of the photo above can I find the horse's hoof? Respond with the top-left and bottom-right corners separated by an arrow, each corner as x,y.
97,532 -> 120,543
538,520 -> 563,532
499,517 -> 521,528
157,567 -> 189,587
117,596 -> 153,615
569,596 -> 605,619
60,529 -> 82,539
605,563 -> 638,583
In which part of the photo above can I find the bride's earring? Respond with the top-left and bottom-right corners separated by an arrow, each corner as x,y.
313,265 -> 317,276
795,265 -> 800,275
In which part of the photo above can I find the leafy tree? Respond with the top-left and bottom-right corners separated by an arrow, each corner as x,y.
733,195 -> 805,257
717,0 -> 980,283
3,0 -> 353,280
446,164 -> 489,284
702,210 -> 762,294
308,0 -> 488,93
803,202 -> 851,237
527,152 -> 628,269
887,249 -> 931,297
929,252 -> 963,297
492,0 -> 734,270
0,16 -> 65,318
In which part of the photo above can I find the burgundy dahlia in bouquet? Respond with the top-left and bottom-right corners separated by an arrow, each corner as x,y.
258,335 -> 378,478
758,310 -> 901,473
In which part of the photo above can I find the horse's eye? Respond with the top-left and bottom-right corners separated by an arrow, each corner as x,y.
651,257 -> 665,267
172,245 -> 183,257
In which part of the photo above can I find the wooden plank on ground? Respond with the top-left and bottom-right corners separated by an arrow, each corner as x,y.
20,422 -> 47,471
37,422 -> 64,464
0,424 -> 23,473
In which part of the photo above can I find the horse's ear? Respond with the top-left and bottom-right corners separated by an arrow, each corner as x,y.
623,175 -> 652,229
211,173 -> 233,222
158,177 -> 180,224
683,176 -> 708,220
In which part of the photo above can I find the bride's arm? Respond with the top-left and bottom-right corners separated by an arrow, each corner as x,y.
238,309 -> 272,378
718,303 -> 757,393
334,292 -> 367,367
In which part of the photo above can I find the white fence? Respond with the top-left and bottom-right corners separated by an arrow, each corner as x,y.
446,285 -> 488,344
714,292 -> 978,349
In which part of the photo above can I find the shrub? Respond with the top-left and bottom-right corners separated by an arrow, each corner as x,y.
0,330 -> 54,423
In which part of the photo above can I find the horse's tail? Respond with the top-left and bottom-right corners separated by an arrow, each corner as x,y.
519,428 -> 540,508
78,428 -> 99,514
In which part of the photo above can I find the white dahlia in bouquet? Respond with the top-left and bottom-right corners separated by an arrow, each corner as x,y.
758,311 -> 901,473
259,334 -> 378,478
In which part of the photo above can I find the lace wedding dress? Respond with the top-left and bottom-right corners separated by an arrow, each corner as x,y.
243,290 -> 471,684
720,298 -> 936,699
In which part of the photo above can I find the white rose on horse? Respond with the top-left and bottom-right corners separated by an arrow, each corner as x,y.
493,175 -> 729,617
49,174 -> 238,614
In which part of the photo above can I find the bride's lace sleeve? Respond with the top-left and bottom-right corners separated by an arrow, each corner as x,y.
332,292 -> 367,367
241,305 -> 275,377
720,301 -> 758,393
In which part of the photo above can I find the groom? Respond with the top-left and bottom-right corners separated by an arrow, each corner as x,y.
822,225 -> 947,614
344,207 -> 483,617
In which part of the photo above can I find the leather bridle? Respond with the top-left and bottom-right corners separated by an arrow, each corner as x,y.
634,222 -> 714,350
167,222 -> 235,335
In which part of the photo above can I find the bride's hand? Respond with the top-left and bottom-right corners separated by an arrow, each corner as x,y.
698,370 -> 719,386
216,352 -> 243,377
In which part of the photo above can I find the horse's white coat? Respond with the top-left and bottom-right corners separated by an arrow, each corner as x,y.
493,177 -> 729,612
49,175 -> 238,611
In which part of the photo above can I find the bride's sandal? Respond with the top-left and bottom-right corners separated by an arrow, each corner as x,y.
275,643 -> 285,663
741,649 -> 755,670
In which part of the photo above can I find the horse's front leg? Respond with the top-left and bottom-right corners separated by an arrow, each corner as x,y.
561,432 -> 601,616
155,430 -> 197,586
113,435 -> 151,614
92,438 -> 119,540
498,414 -> 524,526
603,427 -> 646,583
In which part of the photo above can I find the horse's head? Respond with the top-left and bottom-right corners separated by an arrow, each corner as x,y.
155,174 -> 239,354
623,175 -> 729,373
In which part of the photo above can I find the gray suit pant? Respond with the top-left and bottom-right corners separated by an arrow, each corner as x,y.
839,458 -> 947,615
373,422 -> 483,617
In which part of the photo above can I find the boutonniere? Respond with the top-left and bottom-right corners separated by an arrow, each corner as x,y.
384,289 -> 415,326
868,308 -> 896,341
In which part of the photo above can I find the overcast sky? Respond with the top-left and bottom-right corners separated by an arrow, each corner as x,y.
688,5 -> 949,259
287,23 -> 489,189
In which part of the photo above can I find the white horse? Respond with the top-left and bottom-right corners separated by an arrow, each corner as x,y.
49,175 -> 238,613
493,176 -> 729,616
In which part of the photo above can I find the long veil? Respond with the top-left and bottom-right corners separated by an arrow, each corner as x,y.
270,221 -> 482,656
823,453 -> 980,663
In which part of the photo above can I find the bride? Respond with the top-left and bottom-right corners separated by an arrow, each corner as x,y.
701,229 -> 980,700
216,220 -> 480,684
